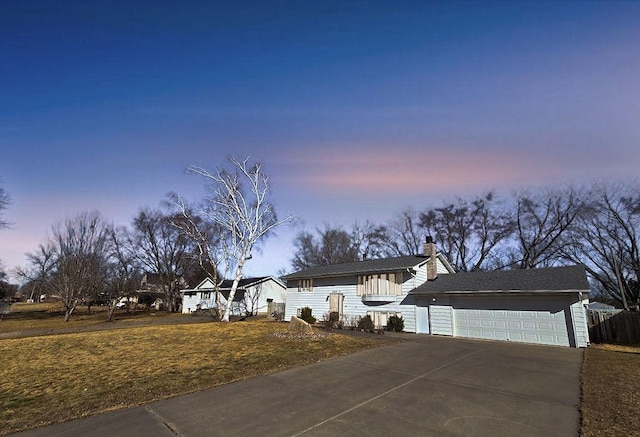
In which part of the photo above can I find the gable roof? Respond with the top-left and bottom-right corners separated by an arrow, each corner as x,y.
283,255 -> 430,280
183,276 -> 284,292
219,276 -> 285,290
410,264 -> 590,295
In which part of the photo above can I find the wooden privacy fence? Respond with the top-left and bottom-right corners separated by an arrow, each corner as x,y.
267,302 -> 285,317
587,309 -> 640,345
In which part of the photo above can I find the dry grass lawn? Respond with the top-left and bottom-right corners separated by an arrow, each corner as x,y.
0,319 -> 387,435
581,344 -> 640,436
0,302 -> 192,335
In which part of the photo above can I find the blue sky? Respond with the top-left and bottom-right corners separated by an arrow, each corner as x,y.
1,0 -> 639,279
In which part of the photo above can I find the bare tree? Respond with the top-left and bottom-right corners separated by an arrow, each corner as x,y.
170,196 -> 226,319
103,226 -> 142,322
291,224 -> 360,270
377,208 -> 428,257
19,212 -> 111,321
560,182 -> 640,307
351,220 -> 385,261
0,186 -> 10,230
186,157 -> 294,322
420,192 -> 514,271
127,208 -> 192,312
508,187 -> 585,269
16,242 -> 57,302
243,281 -> 262,316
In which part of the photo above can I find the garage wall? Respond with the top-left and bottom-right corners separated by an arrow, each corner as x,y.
570,300 -> 590,347
430,297 -> 453,335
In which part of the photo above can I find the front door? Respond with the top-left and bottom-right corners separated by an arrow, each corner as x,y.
415,304 -> 430,334
329,292 -> 344,317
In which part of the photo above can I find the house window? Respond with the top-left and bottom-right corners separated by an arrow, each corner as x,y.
201,292 -> 211,299
298,279 -> 313,292
357,273 -> 403,296
367,311 -> 402,329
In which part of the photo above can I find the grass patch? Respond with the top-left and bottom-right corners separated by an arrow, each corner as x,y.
581,344 -> 640,436
0,303 -> 188,334
0,318 -> 386,435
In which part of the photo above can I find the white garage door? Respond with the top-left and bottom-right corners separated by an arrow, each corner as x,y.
453,296 -> 571,347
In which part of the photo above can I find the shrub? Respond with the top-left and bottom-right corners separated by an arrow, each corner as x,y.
358,315 -> 374,332
271,310 -> 284,322
300,307 -> 316,324
386,315 -> 404,332
322,311 -> 340,329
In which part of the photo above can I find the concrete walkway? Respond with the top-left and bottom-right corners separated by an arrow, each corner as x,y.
12,335 -> 583,437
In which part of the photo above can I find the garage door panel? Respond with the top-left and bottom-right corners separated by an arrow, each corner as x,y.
453,297 -> 570,347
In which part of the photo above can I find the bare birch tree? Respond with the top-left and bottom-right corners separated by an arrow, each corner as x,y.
184,157 -> 294,322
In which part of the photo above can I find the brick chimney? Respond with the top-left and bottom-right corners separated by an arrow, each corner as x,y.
423,236 -> 438,281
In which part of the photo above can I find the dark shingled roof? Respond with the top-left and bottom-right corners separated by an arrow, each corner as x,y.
219,277 -> 270,290
410,264 -> 589,295
283,255 -> 429,280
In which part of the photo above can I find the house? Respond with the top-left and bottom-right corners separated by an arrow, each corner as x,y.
586,301 -> 616,311
139,273 -> 189,310
181,276 -> 286,316
283,238 -> 590,348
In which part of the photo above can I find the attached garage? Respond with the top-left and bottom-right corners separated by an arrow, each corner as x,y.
452,296 -> 571,347
410,265 -> 591,348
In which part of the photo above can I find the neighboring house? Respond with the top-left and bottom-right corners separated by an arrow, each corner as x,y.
283,238 -> 590,348
181,276 -> 286,316
139,273 -> 189,310
586,302 -> 616,311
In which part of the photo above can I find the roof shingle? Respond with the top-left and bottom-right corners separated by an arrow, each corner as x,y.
283,255 -> 429,280
410,264 -> 589,294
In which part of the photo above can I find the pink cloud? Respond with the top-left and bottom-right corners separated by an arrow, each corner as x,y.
282,145 -> 592,196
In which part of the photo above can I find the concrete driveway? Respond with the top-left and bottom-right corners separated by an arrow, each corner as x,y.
13,334 -> 583,437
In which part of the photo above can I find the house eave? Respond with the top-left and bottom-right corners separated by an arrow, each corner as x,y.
283,259 -> 429,281
409,288 -> 590,296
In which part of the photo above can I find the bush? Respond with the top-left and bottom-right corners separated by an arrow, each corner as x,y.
322,311 -> 340,329
386,315 -> 404,332
271,310 -> 284,322
358,315 -> 374,332
300,307 -> 316,324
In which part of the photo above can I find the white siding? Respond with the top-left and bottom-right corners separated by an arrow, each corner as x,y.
182,294 -> 200,314
570,298 -> 590,348
245,279 -> 286,314
436,258 -> 450,274
430,302 -> 454,335
284,274 -> 418,332
413,264 -> 427,286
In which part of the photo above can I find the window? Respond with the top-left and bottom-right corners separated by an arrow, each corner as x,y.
201,291 -> 211,299
298,279 -> 313,292
357,272 -> 403,296
367,311 -> 402,329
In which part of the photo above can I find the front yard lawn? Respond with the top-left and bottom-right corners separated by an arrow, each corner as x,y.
0,302 -> 190,335
0,318 -> 388,435
581,344 -> 640,436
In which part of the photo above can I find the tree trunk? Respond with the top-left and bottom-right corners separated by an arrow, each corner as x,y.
106,304 -> 115,322
222,253 -> 246,322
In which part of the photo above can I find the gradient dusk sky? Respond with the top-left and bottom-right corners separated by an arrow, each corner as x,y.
1,1 -> 639,280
